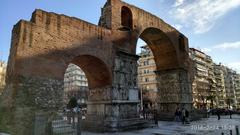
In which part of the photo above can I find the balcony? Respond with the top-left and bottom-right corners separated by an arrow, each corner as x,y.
138,63 -> 156,68
195,60 -> 207,66
138,71 -> 156,77
138,80 -> 158,85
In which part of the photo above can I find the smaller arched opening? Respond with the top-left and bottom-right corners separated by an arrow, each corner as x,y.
71,55 -> 112,89
63,55 -> 112,109
121,6 -> 133,30
64,63 -> 89,108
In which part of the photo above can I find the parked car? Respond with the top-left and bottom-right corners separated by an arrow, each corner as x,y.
210,108 -> 229,115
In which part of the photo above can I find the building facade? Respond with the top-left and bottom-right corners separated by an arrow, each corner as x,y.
137,46 -> 158,109
189,48 -> 217,109
64,63 -> 88,107
213,63 -> 227,108
190,48 -> 240,109
235,74 -> 240,108
222,66 -> 238,109
0,61 -> 6,95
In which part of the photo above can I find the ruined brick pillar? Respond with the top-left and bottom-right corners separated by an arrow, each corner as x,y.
156,69 -> 193,120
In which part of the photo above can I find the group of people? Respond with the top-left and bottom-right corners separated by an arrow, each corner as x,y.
141,106 -> 190,126
174,107 -> 190,124
140,106 -> 159,126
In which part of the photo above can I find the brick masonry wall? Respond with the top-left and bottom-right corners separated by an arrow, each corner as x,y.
7,10 -> 113,81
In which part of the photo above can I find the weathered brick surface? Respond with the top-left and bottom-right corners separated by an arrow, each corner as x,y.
1,0 -> 192,134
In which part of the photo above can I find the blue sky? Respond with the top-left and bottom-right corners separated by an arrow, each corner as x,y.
0,0 -> 240,72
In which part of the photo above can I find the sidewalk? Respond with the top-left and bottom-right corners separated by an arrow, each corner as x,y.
0,115 -> 239,135
82,115 -> 240,135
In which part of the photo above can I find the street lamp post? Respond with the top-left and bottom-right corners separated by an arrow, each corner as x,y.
140,88 -> 143,111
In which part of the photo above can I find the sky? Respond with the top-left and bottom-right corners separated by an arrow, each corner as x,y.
0,0 -> 240,72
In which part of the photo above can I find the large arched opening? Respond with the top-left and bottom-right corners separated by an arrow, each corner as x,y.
136,27 -> 186,119
138,27 -> 178,71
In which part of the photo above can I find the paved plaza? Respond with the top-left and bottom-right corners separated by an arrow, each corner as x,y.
0,115 -> 240,135
80,115 -> 240,135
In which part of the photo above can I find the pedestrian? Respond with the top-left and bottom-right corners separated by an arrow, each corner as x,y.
216,109 -> 221,120
174,107 -> 181,122
229,109 -> 232,119
143,107 -> 146,119
185,109 -> 190,124
153,109 -> 158,127
181,108 -> 186,124
207,108 -> 211,118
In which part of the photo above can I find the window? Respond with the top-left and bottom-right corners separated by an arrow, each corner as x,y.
144,69 -> 150,74
147,70 -> 149,73
143,61 -> 149,66
121,6 -> 133,30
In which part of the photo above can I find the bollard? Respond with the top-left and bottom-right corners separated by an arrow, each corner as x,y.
236,126 -> 239,135
230,130 -> 232,135
221,132 -> 224,135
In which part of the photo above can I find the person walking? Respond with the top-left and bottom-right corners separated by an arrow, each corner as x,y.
153,109 -> 158,127
174,107 -> 181,122
181,108 -> 186,124
143,107 -> 146,119
185,109 -> 190,124
229,109 -> 232,119
216,109 -> 221,120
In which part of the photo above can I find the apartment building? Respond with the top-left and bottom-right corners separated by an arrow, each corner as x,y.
189,48 -> 217,109
214,63 -> 226,108
235,74 -> 240,108
137,46 -> 158,108
222,66 -> 238,109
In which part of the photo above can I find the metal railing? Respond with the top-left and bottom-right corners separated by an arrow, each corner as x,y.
51,110 -> 83,135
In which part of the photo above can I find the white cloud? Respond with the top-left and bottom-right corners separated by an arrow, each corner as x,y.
173,0 -> 185,7
213,41 -> 240,50
170,0 -> 240,34
173,24 -> 183,30
201,48 -> 212,53
227,62 -> 240,73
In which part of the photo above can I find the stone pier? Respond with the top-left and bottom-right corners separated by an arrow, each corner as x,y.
156,69 -> 193,120
83,51 -> 145,132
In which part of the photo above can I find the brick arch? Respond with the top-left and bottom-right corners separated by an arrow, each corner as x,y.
70,55 -> 112,89
102,0 -> 190,70
2,1 -> 193,133
138,27 -> 179,70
